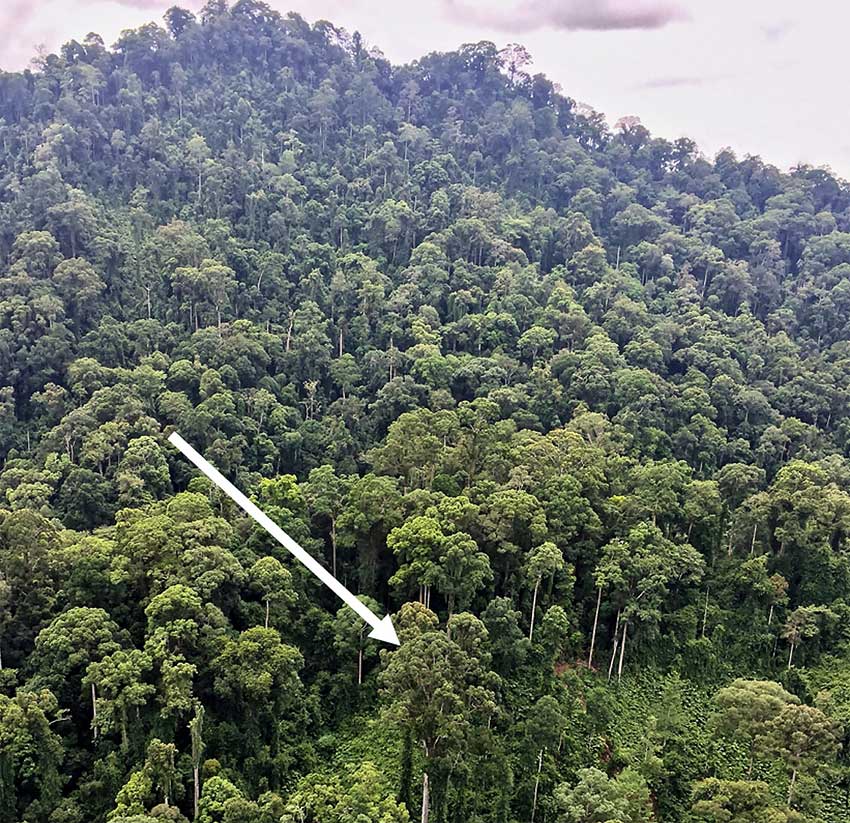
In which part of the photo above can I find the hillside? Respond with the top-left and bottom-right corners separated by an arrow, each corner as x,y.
1,3 -> 850,823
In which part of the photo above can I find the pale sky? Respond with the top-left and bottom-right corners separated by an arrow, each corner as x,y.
2,0 -> 849,179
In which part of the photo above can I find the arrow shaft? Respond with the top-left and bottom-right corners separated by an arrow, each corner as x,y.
168,432 -> 378,628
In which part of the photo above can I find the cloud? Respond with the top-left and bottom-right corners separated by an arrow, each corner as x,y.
114,0 -> 173,6
0,2 -> 37,40
0,0 -> 196,71
108,0 -> 204,9
761,20 -> 794,41
632,75 -> 706,90
444,0 -> 689,33
0,1 -> 58,69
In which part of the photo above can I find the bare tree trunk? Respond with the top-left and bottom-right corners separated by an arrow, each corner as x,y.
787,767 -> 797,807
331,520 -> 338,578
421,771 -> 430,823
617,619 -> 628,681
531,747 -> 543,822
529,576 -> 541,640
265,598 -> 270,629
701,586 -> 710,638
607,610 -> 620,682
788,641 -> 795,669
285,314 -> 293,351
193,766 -> 200,820
588,586 -> 602,668
91,682 -> 98,739
358,646 -> 363,686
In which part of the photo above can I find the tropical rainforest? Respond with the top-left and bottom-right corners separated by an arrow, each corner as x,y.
1,3 -> 850,822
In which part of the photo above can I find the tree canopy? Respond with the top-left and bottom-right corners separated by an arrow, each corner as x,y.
1,3 -> 850,823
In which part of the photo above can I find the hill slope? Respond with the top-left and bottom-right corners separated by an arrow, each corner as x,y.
1,3 -> 850,823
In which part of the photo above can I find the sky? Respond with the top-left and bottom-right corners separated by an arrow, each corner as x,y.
2,0 -> 848,179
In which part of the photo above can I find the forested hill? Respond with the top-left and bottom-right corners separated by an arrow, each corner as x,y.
2,2 -> 850,822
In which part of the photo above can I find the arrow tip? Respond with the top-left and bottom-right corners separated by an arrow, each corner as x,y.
369,614 -> 400,646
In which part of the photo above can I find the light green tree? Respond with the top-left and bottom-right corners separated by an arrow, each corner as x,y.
248,556 -> 295,629
524,541 -> 565,641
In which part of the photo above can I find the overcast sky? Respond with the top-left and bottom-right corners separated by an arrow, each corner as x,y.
2,0 -> 848,179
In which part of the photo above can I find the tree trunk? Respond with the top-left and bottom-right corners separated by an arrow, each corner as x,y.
617,619 -> 628,681
331,520 -> 337,578
529,576 -> 541,640
265,598 -> 270,629
588,586 -> 602,668
121,706 -> 129,752
788,641 -> 795,669
91,682 -> 98,739
358,646 -> 363,686
193,766 -> 200,820
607,609 -> 621,682
787,767 -> 797,807
421,771 -> 430,823
531,747 -> 543,822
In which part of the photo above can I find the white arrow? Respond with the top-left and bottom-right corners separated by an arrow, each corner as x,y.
167,432 -> 400,645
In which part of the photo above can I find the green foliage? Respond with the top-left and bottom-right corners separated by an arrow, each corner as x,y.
1,6 -> 850,822
0,690 -> 64,822
554,766 -> 654,823
689,778 -> 801,823
281,762 -> 409,823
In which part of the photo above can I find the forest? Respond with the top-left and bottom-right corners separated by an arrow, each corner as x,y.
1,2 -> 850,822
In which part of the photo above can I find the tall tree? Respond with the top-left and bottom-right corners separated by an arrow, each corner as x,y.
524,541 -> 564,641
380,604 -> 496,823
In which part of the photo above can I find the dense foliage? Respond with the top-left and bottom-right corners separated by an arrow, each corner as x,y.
2,3 -> 850,822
